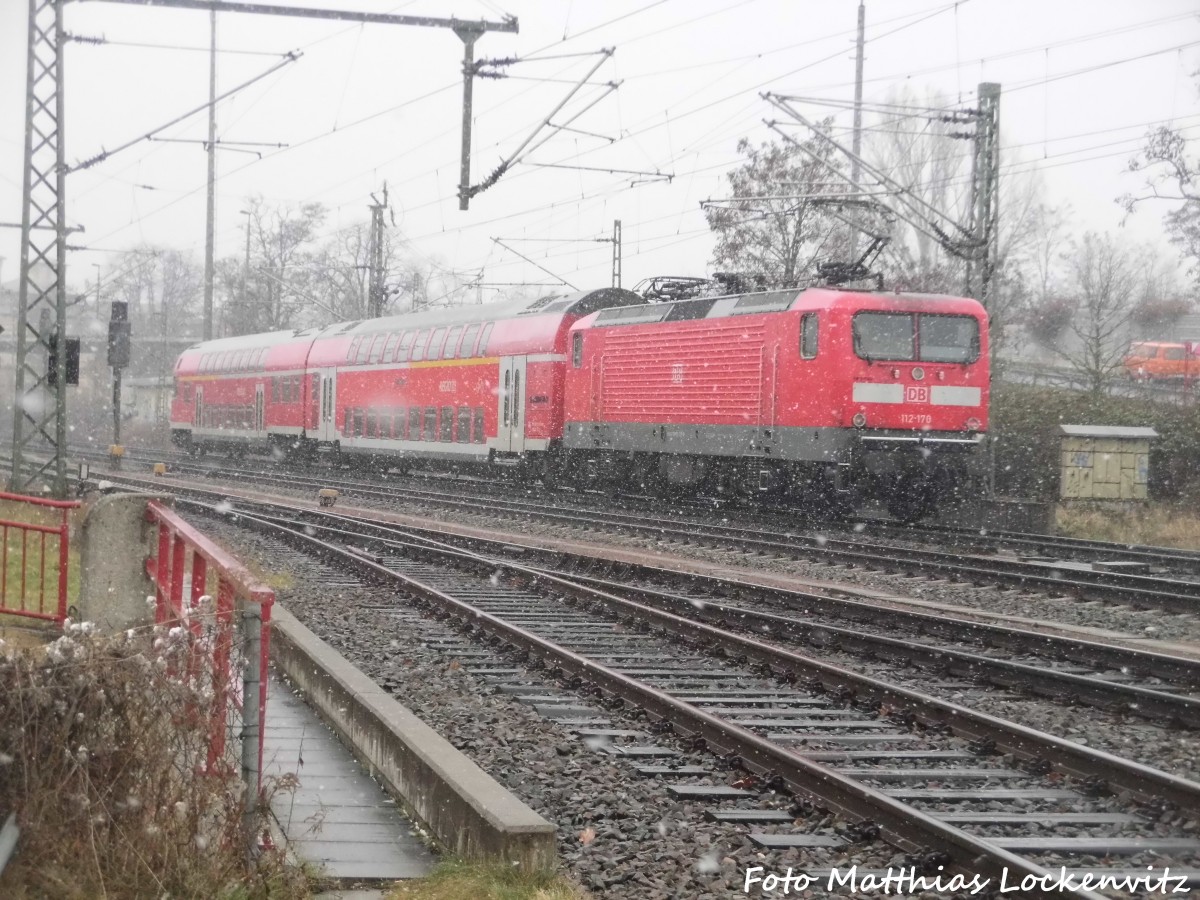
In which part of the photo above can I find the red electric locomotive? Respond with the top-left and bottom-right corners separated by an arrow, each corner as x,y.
560,287 -> 989,520
170,284 -> 989,521
170,288 -> 643,463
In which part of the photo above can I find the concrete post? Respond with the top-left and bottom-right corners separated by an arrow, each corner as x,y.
77,491 -> 168,631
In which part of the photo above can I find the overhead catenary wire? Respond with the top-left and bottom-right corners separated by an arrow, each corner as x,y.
72,5 -> 1193,297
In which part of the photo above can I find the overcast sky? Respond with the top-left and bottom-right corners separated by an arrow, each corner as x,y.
1,0 -> 1197,301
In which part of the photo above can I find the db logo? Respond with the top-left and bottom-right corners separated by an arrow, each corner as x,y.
904,385 -> 930,403
671,363 -> 685,384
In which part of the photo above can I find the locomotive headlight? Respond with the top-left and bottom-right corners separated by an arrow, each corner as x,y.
966,417 -> 981,431
852,412 -> 867,428
912,367 -> 925,381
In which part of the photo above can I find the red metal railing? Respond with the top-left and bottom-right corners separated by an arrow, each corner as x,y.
144,500 -> 273,785
0,490 -> 80,625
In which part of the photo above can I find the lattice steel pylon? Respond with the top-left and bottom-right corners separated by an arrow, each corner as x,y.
965,82 -> 1000,308
10,0 -> 68,497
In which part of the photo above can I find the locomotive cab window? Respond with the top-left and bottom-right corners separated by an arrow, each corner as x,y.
918,315 -> 979,363
853,312 -> 979,364
800,313 -> 818,359
853,312 -> 914,361
572,333 -> 583,367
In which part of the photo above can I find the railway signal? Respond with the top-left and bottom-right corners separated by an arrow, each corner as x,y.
109,301 -> 131,454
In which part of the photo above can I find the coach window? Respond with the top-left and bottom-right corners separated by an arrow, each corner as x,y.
473,408 -> 485,443
394,331 -> 414,362
346,336 -> 361,363
411,330 -> 430,362
478,322 -> 494,355
392,407 -> 405,439
572,333 -> 583,367
444,326 -> 463,359
366,409 -> 377,438
440,406 -> 453,441
383,333 -> 399,361
368,335 -> 386,364
344,408 -> 352,434
428,327 -> 448,360
355,336 -> 372,365
409,407 -> 421,439
459,323 -> 480,358
456,407 -> 471,443
423,407 -> 437,442
800,313 -> 818,359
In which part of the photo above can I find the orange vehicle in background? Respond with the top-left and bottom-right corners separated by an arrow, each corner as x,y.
1123,341 -> 1198,380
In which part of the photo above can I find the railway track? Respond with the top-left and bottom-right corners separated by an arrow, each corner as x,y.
98,475 -> 1200,896
80,447 -> 1200,620
69,438 -> 1200,573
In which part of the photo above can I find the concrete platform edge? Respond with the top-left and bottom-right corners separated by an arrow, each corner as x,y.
268,605 -> 557,872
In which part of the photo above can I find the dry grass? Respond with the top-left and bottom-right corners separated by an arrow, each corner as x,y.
0,622 -> 312,899
1055,502 -> 1200,550
386,860 -> 588,900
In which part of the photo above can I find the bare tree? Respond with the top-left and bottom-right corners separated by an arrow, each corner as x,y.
704,130 -> 852,288
866,88 -> 1052,362
868,88 -> 972,287
1055,232 -> 1138,395
235,196 -> 327,333
1121,74 -> 1200,288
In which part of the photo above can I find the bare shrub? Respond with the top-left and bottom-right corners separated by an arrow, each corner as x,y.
0,618 -> 309,899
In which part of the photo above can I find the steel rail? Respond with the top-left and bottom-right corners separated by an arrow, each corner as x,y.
96,470 -> 1200,708
90,452 -> 1200,611
171,491 -> 1200,815
186,500 -> 1115,899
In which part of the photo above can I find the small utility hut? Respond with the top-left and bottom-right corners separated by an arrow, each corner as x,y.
1057,425 -> 1157,501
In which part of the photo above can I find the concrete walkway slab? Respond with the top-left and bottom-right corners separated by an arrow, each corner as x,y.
264,674 -> 436,882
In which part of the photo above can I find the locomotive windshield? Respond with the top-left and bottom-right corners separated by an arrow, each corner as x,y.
852,312 -> 979,364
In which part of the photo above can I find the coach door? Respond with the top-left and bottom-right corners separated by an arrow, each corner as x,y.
254,384 -> 265,433
315,368 -> 338,442
497,356 -> 527,453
